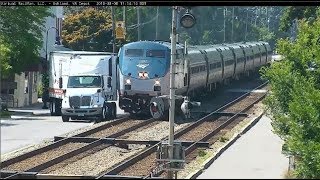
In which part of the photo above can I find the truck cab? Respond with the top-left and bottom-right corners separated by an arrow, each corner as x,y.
48,51 -> 117,122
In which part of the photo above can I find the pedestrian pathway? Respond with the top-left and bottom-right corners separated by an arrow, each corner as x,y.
7,98 -> 50,116
197,115 -> 289,179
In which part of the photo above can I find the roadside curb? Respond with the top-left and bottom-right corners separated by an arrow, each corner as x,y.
186,111 -> 265,179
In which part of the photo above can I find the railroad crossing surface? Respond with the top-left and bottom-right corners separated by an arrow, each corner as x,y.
197,115 -> 289,179
1,100 -> 125,155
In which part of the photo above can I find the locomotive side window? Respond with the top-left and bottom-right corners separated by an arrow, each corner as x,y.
125,49 -> 144,57
146,50 -> 165,58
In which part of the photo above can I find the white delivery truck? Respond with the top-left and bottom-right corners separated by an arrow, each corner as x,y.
48,51 -> 118,122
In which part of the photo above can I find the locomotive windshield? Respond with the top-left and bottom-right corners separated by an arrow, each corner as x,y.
67,76 -> 102,88
119,44 -> 170,79
125,49 -> 143,57
146,50 -> 165,58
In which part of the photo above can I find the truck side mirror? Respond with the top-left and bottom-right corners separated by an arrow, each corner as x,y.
59,77 -> 63,89
107,77 -> 112,88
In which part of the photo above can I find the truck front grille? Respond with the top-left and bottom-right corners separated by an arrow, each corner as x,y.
69,96 -> 80,108
69,96 -> 91,108
81,96 -> 91,106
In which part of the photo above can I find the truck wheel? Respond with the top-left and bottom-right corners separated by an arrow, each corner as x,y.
62,115 -> 69,122
100,105 -> 108,121
111,102 -> 117,119
50,101 -> 56,116
56,100 -> 62,116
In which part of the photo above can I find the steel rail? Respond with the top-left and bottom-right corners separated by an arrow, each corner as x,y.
1,117 -> 157,179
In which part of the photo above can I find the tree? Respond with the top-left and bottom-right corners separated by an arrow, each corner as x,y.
201,30 -> 215,44
279,6 -> 319,32
0,7 -> 51,77
261,18 -> 320,178
62,8 -> 113,52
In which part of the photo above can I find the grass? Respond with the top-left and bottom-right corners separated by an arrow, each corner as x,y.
219,136 -> 229,142
198,149 -> 207,157
0,111 -> 11,118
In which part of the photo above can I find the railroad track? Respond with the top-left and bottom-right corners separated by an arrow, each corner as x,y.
1,113 -> 188,179
0,116 -> 158,179
100,81 -> 268,179
0,80 -> 268,179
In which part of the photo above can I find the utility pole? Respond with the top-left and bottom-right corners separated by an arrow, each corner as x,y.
111,6 -> 116,53
123,6 -> 126,45
266,7 -> 269,31
223,7 -> 226,43
123,6 -> 126,29
255,8 -> 258,26
156,6 -> 159,40
168,6 -> 177,180
231,7 -> 234,42
245,8 -> 249,41
137,6 -> 141,41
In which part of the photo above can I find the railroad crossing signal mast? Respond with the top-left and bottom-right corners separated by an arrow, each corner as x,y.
160,6 -> 196,179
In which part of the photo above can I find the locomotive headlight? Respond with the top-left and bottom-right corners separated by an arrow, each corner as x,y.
138,72 -> 148,78
154,79 -> 160,86
125,78 -> 131,84
143,72 -> 148,78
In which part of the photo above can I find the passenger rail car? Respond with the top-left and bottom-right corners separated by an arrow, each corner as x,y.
118,40 -> 272,117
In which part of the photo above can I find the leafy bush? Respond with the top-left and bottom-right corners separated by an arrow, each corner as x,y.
261,18 -> 320,178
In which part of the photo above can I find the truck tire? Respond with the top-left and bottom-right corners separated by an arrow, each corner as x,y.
110,102 -> 117,119
56,100 -> 62,116
50,100 -> 56,116
99,105 -> 108,121
50,99 -> 62,116
62,115 -> 69,122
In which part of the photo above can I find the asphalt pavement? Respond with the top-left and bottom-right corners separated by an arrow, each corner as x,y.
1,99 -> 126,155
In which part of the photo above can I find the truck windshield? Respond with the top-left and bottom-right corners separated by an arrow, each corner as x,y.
67,76 -> 102,88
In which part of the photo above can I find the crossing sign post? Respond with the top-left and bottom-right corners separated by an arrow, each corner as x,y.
115,21 -> 125,40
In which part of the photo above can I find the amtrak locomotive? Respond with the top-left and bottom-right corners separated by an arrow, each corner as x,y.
118,40 -> 272,119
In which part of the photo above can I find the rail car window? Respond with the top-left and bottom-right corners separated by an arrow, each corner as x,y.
146,50 -> 165,58
209,63 -> 216,69
191,67 -> 200,74
237,57 -> 245,63
200,65 -> 206,72
210,62 -> 222,69
225,60 -> 234,66
125,49 -> 144,57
